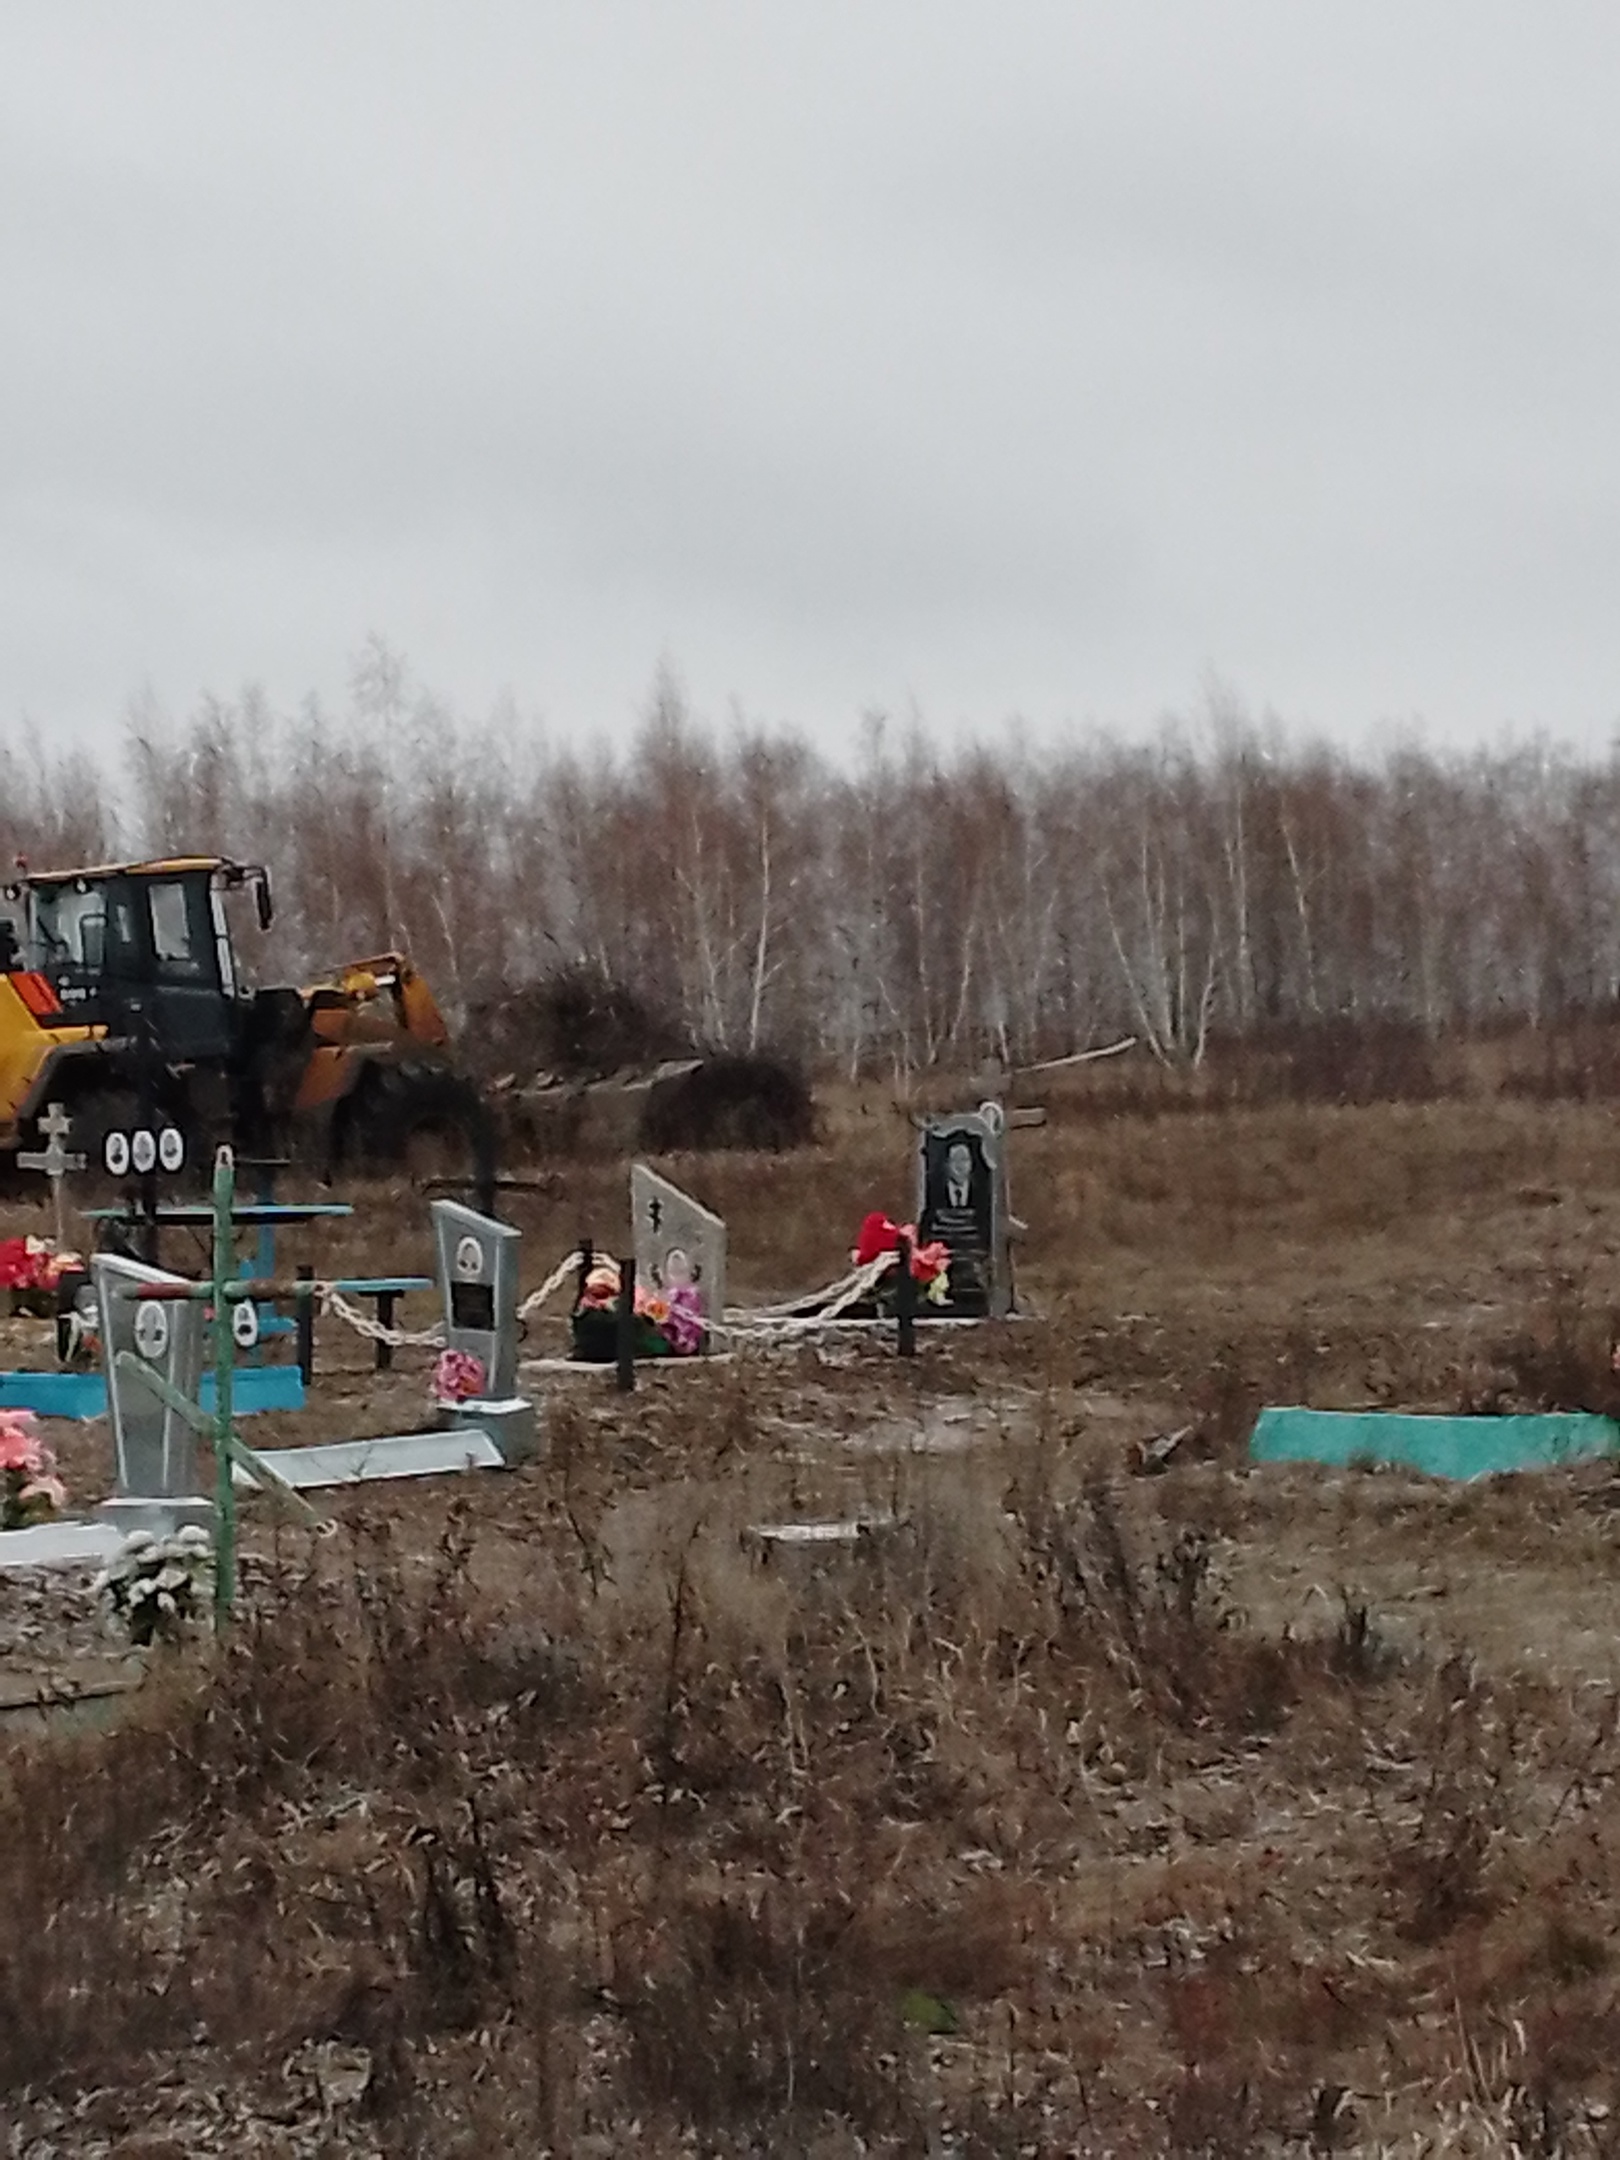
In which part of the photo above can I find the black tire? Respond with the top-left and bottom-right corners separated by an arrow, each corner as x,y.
333,1059 -> 497,1202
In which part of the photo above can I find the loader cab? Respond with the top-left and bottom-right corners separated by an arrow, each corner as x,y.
7,858 -> 272,1064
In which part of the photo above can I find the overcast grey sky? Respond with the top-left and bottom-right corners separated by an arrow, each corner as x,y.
3,3 -> 1619,756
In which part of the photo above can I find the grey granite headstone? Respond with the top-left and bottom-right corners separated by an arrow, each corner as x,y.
914,1104 -> 1012,1318
631,1163 -> 726,1324
94,1252 -> 210,1529
431,1199 -> 522,1399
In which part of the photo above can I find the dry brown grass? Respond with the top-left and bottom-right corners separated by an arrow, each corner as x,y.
8,1091 -> 1620,2147
0,1447 -> 1615,2154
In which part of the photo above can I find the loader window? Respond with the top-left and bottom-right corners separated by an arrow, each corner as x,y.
31,882 -> 139,1008
147,880 -> 211,982
35,887 -> 110,969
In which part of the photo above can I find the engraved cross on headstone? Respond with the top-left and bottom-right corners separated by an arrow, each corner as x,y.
17,1101 -> 85,1252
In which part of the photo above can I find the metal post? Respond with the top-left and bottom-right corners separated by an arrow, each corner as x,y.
474,1125 -> 497,1224
896,1235 -> 917,1359
135,1172 -> 158,1266
295,1264 -> 315,1386
211,1146 -> 238,1626
616,1255 -> 637,1394
375,1289 -> 396,1372
253,1163 -> 276,1282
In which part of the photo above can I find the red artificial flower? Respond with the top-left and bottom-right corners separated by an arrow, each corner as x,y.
853,1213 -> 902,1267
0,1237 -> 78,1293
851,1214 -> 948,1283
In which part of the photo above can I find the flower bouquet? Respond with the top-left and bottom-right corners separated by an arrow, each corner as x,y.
571,1261 -> 708,1362
850,1213 -> 951,1314
0,1236 -> 82,1318
96,1526 -> 213,1647
432,1347 -> 488,1408
0,1410 -> 66,1528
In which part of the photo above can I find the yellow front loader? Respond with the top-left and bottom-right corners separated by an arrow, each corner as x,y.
0,856 -> 493,1202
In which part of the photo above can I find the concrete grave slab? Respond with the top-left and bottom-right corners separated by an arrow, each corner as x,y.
0,1520 -> 126,1570
445,1395 -> 541,1466
235,1430 -> 507,1491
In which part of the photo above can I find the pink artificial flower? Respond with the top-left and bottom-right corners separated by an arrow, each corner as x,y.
431,1348 -> 487,1405
0,1411 -> 42,1474
662,1283 -> 707,1357
20,1475 -> 66,1515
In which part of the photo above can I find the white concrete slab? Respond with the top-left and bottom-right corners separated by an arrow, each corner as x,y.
748,1512 -> 906,1547
0,1520 -> 125,1569
234,1432 -> 506,1491
521,1354 -> 735,1375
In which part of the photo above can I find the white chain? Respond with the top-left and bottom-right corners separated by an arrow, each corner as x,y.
517,1250 -> 585,1320
313,1246 -> 585,1351
314,1245 -> 906,1355
715,1250 -> 898,1338
316,1286 -> 445,1350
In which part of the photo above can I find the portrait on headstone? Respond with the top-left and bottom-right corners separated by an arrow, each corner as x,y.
915,1111 -> 1010,1317
918,1130 -> 989,1306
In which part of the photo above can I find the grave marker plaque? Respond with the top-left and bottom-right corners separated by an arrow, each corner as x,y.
430,1200 -> 522,1398
914,1104 -> 1012,1318
631,1163 -> 726,1324
94,1252 -> 209,1526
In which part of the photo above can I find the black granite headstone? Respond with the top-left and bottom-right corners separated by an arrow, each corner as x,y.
915,1104 -> 1011,1318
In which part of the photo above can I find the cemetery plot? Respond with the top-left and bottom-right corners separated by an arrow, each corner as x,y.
11,1097 -> 1620,2148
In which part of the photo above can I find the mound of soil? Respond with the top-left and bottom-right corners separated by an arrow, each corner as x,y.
640,1053 -> 816,1152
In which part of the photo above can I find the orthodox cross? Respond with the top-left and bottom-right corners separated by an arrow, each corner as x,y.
17,1101 -> 86,1251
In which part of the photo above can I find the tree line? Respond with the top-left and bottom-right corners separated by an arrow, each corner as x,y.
5,652 -> 1620,1076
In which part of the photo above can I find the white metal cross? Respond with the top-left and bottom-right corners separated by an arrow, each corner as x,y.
17,1100 -> 87,1250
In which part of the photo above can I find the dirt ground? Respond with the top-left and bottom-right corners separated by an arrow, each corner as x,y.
5,1096 -> 1620,2152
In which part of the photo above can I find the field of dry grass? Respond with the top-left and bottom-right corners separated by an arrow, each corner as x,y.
6,1092 -> 1620,2152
